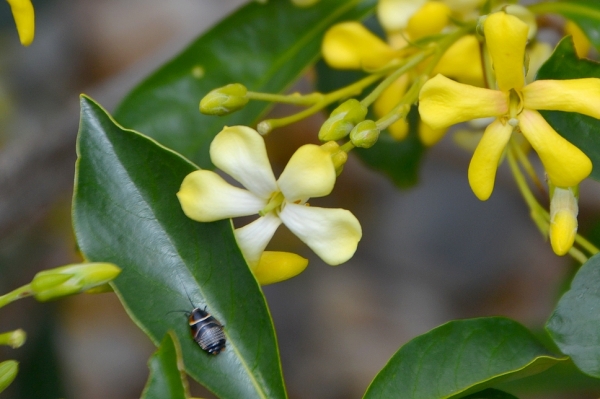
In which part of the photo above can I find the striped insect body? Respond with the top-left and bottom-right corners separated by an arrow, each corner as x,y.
188,306 -> 226,355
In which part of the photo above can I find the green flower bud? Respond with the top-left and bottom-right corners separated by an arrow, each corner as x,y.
0,329 -> 26,349
318,99 -> 367,141
199,83 -> 249,116
0,360 -> 18,393
349,120 -> 380,148
31,263 -> 121,302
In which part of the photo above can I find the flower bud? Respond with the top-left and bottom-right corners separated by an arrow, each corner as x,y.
0,329 -> 26,349
199,83 -> 249,116
319,99 -> 367,141
549,186 -> 579,256
31,263 -> 121,302
251,251 -> 308,285
350,120 -> 380,148
0,360 -> 18,393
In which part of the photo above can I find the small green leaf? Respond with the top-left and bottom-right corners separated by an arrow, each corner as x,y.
142,332 -> 187,399
73,96 -> 286,399
363,317 -> 565,399
460,388 -> 519,399
546,253 -> 600,378
535,37 -> 600,182
529,1 -> 600,51
114,0 -> 376,167
0,360 -> 18,394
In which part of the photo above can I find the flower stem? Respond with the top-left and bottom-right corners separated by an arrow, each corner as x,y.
574,233 -> 600,257
246,91 -> 324,106
0,284 -> 33,309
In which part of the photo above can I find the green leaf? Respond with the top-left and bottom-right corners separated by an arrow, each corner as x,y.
363,317 -> 566,399
546,253 -> 600,378
535,37 -> 600,182
460,388 -> 519,399
114,0 -> 376,168
529,1 -> 600,51
72,96 -> 286,399
142,332 -> 188,399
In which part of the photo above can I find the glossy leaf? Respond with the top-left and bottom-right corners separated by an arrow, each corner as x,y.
363,317 -> 565,399
535,37 -> 600,182
72,96 -> 286,399
529,1 -> 600,50
141,332 -> 187,399
460,389 -> 519,399
546,253 -> 600,378
114,0 -> 377,168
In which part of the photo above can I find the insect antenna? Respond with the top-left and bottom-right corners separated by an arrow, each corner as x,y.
173,270 -> 197,308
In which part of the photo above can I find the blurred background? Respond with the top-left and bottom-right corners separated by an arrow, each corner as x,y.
0,1 -> 599,398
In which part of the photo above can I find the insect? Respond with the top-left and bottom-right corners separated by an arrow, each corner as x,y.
170,273 -> 226,355
187,306 -> 226,355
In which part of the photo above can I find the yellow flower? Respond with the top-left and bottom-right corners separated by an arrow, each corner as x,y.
178,126 -> 362,283
6,0 -> 34,46
549,186 -> 578,256
419,12 -> 596,200
564,20 -> 591,59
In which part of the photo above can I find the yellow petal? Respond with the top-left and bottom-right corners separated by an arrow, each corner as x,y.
373,74 -> 410,140
525,41 -> 552,83
518,109 -> 592,187
210,126 -> 277,198
565,20 -> 591,58
277,144 -> 336,202
377,0 -> 426,32
523,79 -> 600,119
549,186 -> 578,256
388,119 -> 410,140
322,22 -> 396,70
419,119 -> 448,146
251,251 -> 309,285
484,12 -> 528,91
406,2 -> 451,40
432,35 -> 484,86
7,0 -> 34,46
418,74 -> 509,129
279,203 -> 362,265
177,170 -> 265,222
468,119 -> 513,200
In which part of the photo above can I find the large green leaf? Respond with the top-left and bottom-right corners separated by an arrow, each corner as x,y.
535,37 -> 600,182
546,253 -> 600,378
114,0 -> 376,168
141,332 -> 187,399
529,1 -> 600,50
72,96 -> 286,399
363,317 -> 565,399
460,389 -> 519,399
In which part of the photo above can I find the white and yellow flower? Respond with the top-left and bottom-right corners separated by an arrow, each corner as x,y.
419,12 -> 598,200
177,126 -> 362,282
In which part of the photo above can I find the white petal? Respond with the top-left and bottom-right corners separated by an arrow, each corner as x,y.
210,126 -> 277,198
177,170 -> 265,222
234,213 -> 282,267
277,144 -> 336,202
279,203 -> 362,265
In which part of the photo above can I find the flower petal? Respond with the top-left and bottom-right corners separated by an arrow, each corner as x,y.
518,109 -> 592,187
432,35 -> 484,87
468,119 -> 513,200
406,2 -> 451,40
419,119 -> 448,146
251,251 -> 309,285
484,12 -> 528,91
234,213 -> 282,267
523,79 -> 600,119
279,203 -> 362,265
177,170 -> 265,222
565,20 -> 591,58
277,144 -> 336,202
321,22 -> 396,70
7,0 -> 34,46
210,126 -> 277,199
377,0 -> 426,32
419,74 -> 509,129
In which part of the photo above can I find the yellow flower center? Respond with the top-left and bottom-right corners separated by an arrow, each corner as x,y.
259,191 -> 285,216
